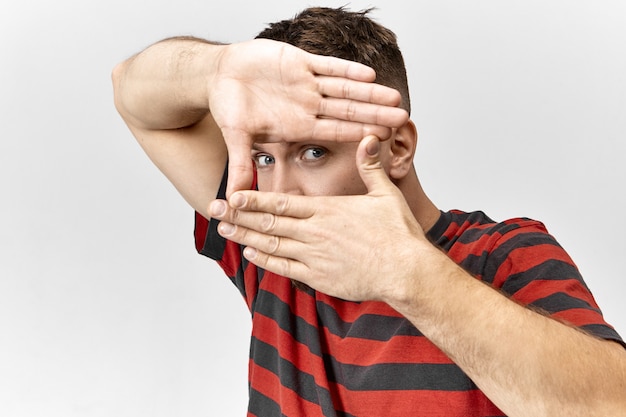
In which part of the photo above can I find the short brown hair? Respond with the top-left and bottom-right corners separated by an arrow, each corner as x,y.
256,6 -> 411,114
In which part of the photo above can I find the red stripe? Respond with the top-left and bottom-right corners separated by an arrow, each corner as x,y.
329,383 -> 504,417
443,214 -> 499,241
513,278 -> 601,309
218,239 -> 243,279
445,219 -> 549,269
552,308 -> 612,328
257,273 -> 406,335
248,361 -> 326,417
320,328 -> 452,365
447,233 -> 502,262
318,296 -> 405,323
258,272 -> 320,325
493,243 -> 577,289
252,313 -> 330,387
194,211 -> 209,253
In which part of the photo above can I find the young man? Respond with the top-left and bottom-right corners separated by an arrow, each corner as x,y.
113,7 -> 626,417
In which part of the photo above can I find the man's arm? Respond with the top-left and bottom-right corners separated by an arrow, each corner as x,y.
112,37 -> 227,216
208,136 -> 626,417
112,37 -> 410,211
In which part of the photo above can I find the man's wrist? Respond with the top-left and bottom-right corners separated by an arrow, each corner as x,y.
381,239 -> 441,310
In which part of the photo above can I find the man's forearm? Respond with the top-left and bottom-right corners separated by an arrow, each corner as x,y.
112,37 -> 224,130
387,247 -> 626,417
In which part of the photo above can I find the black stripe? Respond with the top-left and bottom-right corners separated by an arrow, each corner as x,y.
530,291 -> 599,315
229,252 -> 247,304
251,337 -> 337,416
457,251 -> 491,280
488,231 -> 565,271
199,165 -> 229,260
254,289 -> 324,356
254,289 -> 424,352
322,354 -> 477,392
456,222 -> 521,245
580,324 -> 624,345
248,387 -> 287,417
467,232 -> 564,285
429,210 -> 498,249
202,215 -> 227,261
316,300 -> 423,341
236,256 -> 265,315
248,387 -> 359,417
249,264 -> 264,314
501,260 -> 585,296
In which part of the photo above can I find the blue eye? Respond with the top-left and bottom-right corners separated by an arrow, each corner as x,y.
302,147 -> 326,161
254,154 -> 275,167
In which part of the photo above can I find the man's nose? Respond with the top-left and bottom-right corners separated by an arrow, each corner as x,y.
270,165 -> 303,195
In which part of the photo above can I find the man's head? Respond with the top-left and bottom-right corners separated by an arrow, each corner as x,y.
252,7 -> 417,197
256,7 -> 411,114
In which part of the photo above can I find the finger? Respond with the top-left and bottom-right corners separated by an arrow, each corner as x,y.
210,199 -> 307,239
309,118 -> 392,142
228,190 -> 317,219
308,54 -> 376,82
223,133 -> 254,199
216,220 -> 304,260
317,97 -> 408,128
356,135 -> 396,196
317,76 -> 402,107
243,246 -> 311,282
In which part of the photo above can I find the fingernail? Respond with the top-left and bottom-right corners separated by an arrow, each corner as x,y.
366,137 -> 380,156
231,193 -> 246,208
210,200 -> 227,217
218,222 -> 235,236
243,247 -> 257,260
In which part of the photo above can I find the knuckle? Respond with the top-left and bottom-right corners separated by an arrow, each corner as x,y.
368,84 -> 376,102
315,77 -> 326,96
317,97 -> 328,116
267,235 -> 281,255
342,81 -> 351,98
260,213 -> 277,233
275,194 -> 290,215
229,207 -> 241,224
276,257 -> 291,277
325,58 -> 335,76
346,101 -> 357,121
335,122 -> 345,141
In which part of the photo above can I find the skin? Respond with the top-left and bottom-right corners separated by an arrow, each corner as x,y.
251,141 -> 370,196
113,36 -> 626,417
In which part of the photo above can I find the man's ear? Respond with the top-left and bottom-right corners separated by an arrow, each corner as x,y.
388,119 -> 417,180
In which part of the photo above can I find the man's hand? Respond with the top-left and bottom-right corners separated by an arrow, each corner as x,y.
208,135 -> 425,302
209,40 -> 410,197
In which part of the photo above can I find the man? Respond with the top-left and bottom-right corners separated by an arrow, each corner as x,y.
112,7 -> 626,417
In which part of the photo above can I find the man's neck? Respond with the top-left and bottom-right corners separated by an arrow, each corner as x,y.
397,167 -> 440,233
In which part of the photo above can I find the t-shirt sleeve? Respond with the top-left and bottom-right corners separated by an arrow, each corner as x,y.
487,219 -> 623,345
194,167 -> 228,263
193,166 -> 258,290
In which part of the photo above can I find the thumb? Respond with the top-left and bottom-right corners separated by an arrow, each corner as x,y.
356,135 -> 393,196
224,137 -> 254,199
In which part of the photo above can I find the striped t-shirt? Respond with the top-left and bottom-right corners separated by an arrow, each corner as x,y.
195,208 -> 622,417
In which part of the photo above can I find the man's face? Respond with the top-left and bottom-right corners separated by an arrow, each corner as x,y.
252,141 -> 385,196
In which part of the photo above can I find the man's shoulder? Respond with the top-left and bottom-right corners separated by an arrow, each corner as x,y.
429,209 -> 552,251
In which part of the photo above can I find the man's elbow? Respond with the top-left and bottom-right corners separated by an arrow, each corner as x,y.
111,60 -> 133,121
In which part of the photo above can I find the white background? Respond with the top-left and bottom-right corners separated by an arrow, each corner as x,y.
1,1 -> 624,416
